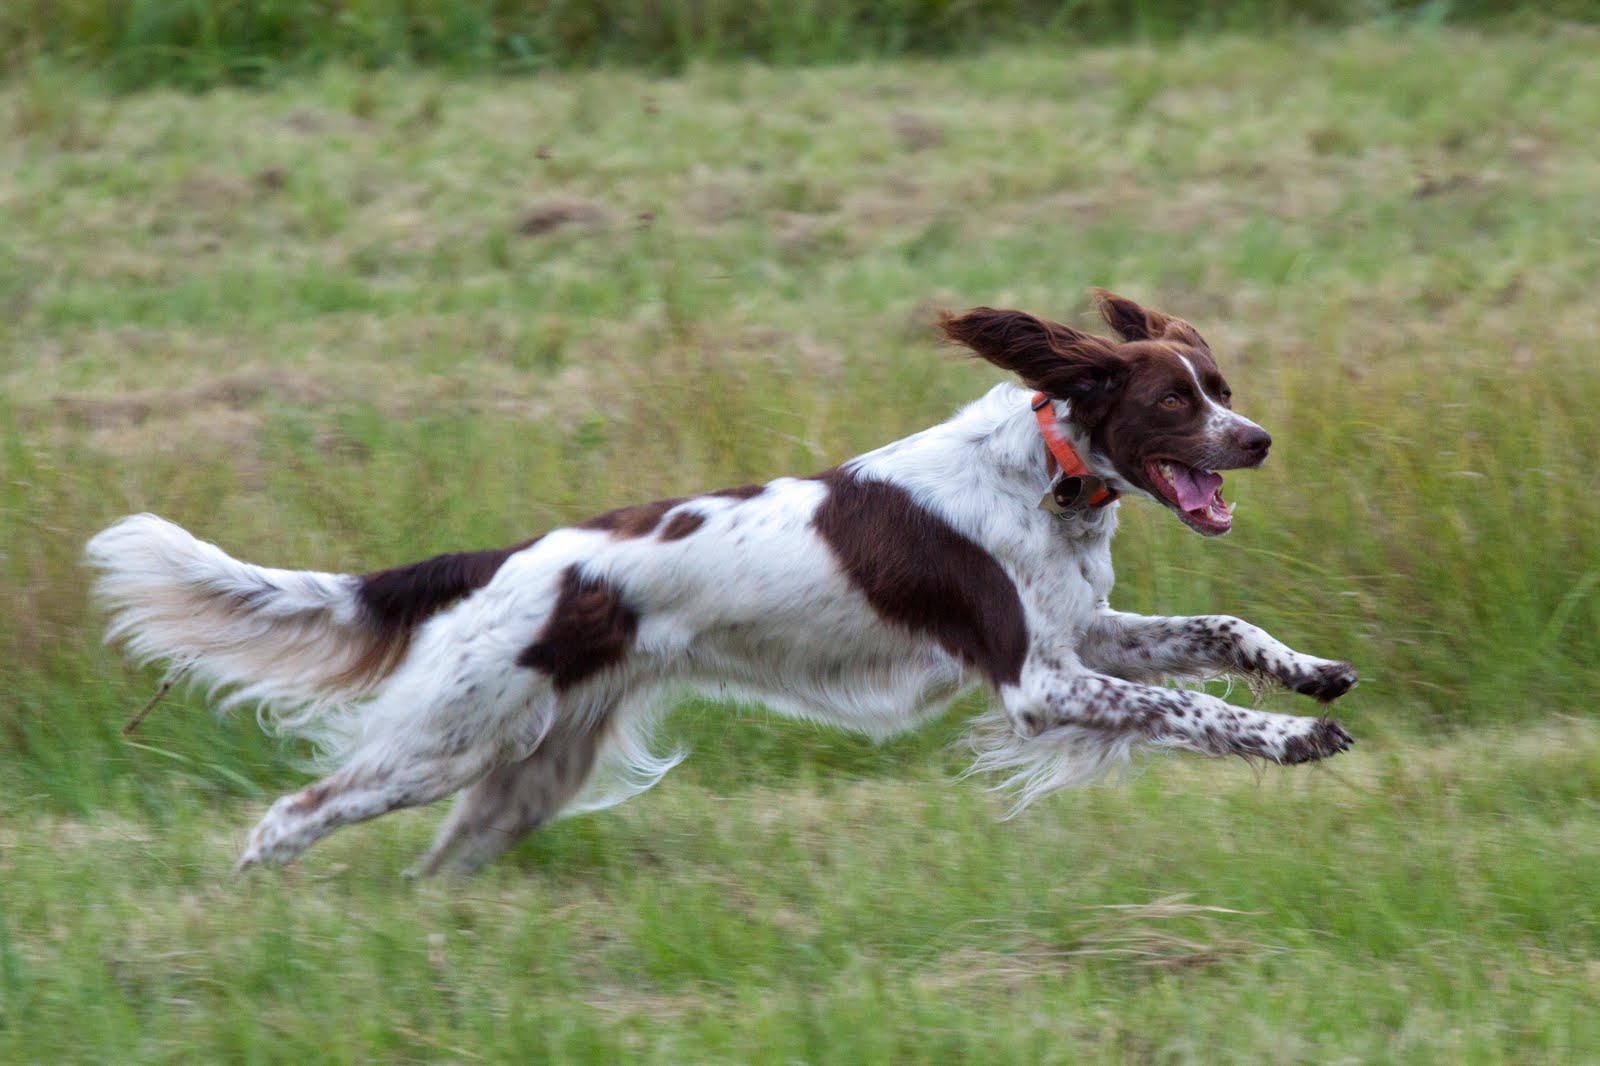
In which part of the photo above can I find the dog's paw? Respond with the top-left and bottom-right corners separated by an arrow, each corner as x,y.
1290,661 -> 1358,703
234,794 -> 312,871
1277,717 -> 1354,764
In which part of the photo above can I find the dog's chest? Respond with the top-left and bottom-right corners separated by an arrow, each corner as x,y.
1074,543 -> 1115,606
1011,521 -> 1116,633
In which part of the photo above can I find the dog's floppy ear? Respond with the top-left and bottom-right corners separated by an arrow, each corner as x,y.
939,307 -> 1126,427
1090,288 -> 1207,348
1091,289 -> 1171,341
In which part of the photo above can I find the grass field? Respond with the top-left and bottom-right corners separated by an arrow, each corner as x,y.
6,0 -> 1599,91
2,24 -> 1599,1062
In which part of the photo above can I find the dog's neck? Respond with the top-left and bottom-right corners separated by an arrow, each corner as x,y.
845,383 -> 1119,551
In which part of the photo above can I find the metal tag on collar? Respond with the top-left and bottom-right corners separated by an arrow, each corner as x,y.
1038,474 -> 1111,515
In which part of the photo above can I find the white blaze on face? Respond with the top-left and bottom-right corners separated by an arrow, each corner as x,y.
1179,354 -> 1265,449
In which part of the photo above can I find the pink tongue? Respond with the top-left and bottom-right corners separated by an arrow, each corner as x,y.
1170,465 -> 1222,511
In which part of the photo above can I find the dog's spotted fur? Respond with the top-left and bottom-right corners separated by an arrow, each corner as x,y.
86,292 -> 1355,874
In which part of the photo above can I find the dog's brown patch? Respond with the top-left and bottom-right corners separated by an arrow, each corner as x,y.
811,469 -> 1027,687
517,567 -> 639,691
582,488 -> 761,541
340,539 -> 539,689
658,510 -> 706,541
579,498 -> 686,538
288,782 -> 331,814
707,484 -> 765,501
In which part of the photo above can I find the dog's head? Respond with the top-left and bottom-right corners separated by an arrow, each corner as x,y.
940,291 -> 1270,536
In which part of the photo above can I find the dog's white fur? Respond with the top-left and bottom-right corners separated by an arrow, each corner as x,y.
88,380 -> 1354,875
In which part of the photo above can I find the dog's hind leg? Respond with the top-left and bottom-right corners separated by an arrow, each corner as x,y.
236,663 -> 553,871
237,750 -> 494,871
406,721 -> 605,878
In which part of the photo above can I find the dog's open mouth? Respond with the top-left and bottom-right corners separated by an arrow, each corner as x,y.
1147,459 -> 1234,535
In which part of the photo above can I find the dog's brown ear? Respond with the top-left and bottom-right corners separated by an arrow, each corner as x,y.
1091,289 -> 1170,341
1091,289 -> 1206,348
939,307 -> 1126,427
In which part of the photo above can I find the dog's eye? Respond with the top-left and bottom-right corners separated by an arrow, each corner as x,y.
1219,388 -> 1232,406
1159,393 -> 1185,409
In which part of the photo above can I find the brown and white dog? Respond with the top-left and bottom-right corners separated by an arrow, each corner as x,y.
87,291 -> 1355,875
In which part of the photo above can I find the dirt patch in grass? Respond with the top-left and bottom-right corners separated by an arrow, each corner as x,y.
516,199 -> 611,237
53,369 -> 329,430
891,112 -> 944,152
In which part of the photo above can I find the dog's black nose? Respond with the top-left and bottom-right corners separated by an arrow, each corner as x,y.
1237,426 -> 1272,457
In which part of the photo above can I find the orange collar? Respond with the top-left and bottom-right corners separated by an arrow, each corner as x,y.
1031,392 -> 1118,508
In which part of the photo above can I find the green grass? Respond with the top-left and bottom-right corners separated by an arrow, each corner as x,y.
3,725 -> 1598,1061
6,0 -> 1600,91
3,26 -> 1599,1062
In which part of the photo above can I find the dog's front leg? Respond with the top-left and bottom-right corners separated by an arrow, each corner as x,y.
1000,662 -> 1352,764
1078,610 -> 1358,702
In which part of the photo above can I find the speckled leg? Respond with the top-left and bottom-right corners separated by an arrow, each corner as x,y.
1080,611 -> 1358,701
1001,665 -> 1353,764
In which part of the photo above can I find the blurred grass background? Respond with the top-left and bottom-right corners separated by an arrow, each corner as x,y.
4,0 -> 1600,89
2,11 -> 1598,1063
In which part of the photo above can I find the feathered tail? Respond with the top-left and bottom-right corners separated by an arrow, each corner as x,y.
85,514 -> 524,736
